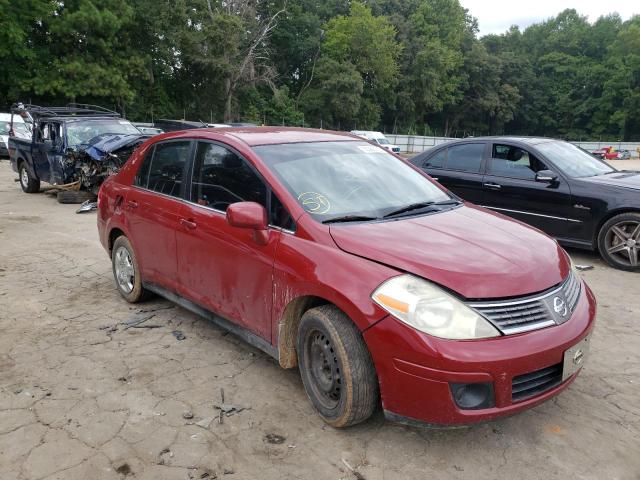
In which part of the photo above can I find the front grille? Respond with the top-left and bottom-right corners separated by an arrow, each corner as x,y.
468,271 -> 581,335
512,362 -> 562,402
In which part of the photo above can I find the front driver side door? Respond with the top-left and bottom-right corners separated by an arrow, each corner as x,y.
481,143 -> 573,238
175,141 -> 285,340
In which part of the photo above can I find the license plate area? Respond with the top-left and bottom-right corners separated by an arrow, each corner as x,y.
562,335 -> 590,381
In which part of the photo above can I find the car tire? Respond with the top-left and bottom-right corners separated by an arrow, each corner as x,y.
297,305 -> 379,427
56,190 -> 97,204
19,163 -> 40,193
597,212 -> 640,271
111,236 -> 152,302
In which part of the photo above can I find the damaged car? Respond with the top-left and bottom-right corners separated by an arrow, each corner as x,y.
9,103 -> 149,203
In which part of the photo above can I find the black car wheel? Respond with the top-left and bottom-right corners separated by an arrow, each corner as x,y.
19,163 -> 40,193
297,305 -> 379,427
111,236 -> 152,302
598,213 -> 640,271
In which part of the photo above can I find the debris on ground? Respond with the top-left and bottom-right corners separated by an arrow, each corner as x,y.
341,458 -> 367,480
183,411 -> 194,419
157,447 -> 173,465
212,388 -> 250,424
122,312 -> 157,329
76,200 -> 98,214
172,330 -> 186,340
115,462 -> 133,476
575,264 -> 594,271
195,417 -> 215,429
264,433 -> 286,445
188,467 -> 216,479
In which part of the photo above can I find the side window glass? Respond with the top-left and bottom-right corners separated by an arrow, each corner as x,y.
489,144 -> 547,180
424,149 -> 446,168
191,142 -> 266,211
270,191 -> 295,231
134,146 -> 154,187
147,141 -> 190,198
37,123 -> 51,143
445,144 -> 484,172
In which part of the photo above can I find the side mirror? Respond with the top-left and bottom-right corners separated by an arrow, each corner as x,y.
226,202 -> 269,245
535,170 -> 558,183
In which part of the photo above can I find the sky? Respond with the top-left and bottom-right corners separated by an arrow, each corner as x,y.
458,0 -> 639,36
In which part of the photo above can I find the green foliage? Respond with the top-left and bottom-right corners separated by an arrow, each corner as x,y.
2,1 -> 639,139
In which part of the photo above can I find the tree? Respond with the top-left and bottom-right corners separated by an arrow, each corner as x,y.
27,0 -> 147,113
303,1 -> 401,127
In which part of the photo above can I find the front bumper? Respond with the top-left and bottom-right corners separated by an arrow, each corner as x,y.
363,280 -> 596,426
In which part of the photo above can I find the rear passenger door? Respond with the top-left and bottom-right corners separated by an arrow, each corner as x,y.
126,140 -> 193,292
481,142 -> 572,237
420,142 -> 487,204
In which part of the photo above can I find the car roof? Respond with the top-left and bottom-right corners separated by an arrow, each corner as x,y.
435,136 -> 558,146
41,116 -> 128,123
166,126 -> 360,147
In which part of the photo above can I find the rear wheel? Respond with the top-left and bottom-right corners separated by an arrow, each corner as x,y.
597,212 -> 640,271
56,190 -> 97,204
111,236 -> 151,302
19,163 -> 40,193
297,305 -> 379,427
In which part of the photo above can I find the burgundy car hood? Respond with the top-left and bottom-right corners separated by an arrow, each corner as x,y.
329,205 -> 570,300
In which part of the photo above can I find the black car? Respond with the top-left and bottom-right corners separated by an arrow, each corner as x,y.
411,137 -> 640,271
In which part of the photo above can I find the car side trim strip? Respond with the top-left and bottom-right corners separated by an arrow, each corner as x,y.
143,282 -> 279,360
480,205 -> 582,223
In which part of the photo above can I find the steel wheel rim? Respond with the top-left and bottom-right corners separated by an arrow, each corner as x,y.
305,329 -> 342,410
21,168 -> 28,187
114,246 -> 135,293
605,221 -> 640,267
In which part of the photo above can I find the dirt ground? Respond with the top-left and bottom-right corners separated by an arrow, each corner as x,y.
0,160 -> 638,480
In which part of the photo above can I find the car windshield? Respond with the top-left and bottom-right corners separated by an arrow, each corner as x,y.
66,119 -> 141,147
536,141 -> 615,178
376,138 -> 390,145
253,141 -> 452,221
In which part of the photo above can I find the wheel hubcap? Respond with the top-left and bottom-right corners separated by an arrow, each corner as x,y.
21,169 -> 28,187
114,246 -> 135,293
606,221 -> 640,267
306,330 -> 341,409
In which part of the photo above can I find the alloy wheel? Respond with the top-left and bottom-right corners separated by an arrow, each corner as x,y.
605,221 -> 640,267
114,246 -> 135,293
20,168 -> 29,189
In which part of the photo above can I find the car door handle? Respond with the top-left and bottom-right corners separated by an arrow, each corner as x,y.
180,218 -> 197,230
483,182 -> 502,190
126,200 -> 138,210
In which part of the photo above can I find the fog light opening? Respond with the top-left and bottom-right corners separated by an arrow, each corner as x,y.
450,382 -> 495,410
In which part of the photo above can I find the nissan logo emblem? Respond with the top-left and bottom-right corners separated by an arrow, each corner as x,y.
573,349 -> 584,366
553,296 -> 568,317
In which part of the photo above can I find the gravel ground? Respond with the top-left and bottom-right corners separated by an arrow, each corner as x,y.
0,160 -> 638,480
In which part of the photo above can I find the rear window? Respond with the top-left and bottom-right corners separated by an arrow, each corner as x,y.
140,141 -> 191,198
445,144 -> 484,172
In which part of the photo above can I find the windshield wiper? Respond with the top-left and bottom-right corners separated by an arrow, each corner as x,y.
322,215 -> 379,224
383,199 -> 460,219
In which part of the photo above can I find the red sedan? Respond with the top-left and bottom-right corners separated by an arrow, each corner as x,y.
97,127 -> 596,427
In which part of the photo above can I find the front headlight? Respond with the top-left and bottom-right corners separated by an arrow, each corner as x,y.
372,274 -> 501,340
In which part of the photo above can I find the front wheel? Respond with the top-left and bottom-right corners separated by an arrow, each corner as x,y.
19,164 -> 40,193
111,236 -> 152,302
597,212 -> 640,271
297,305 -> 379,427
